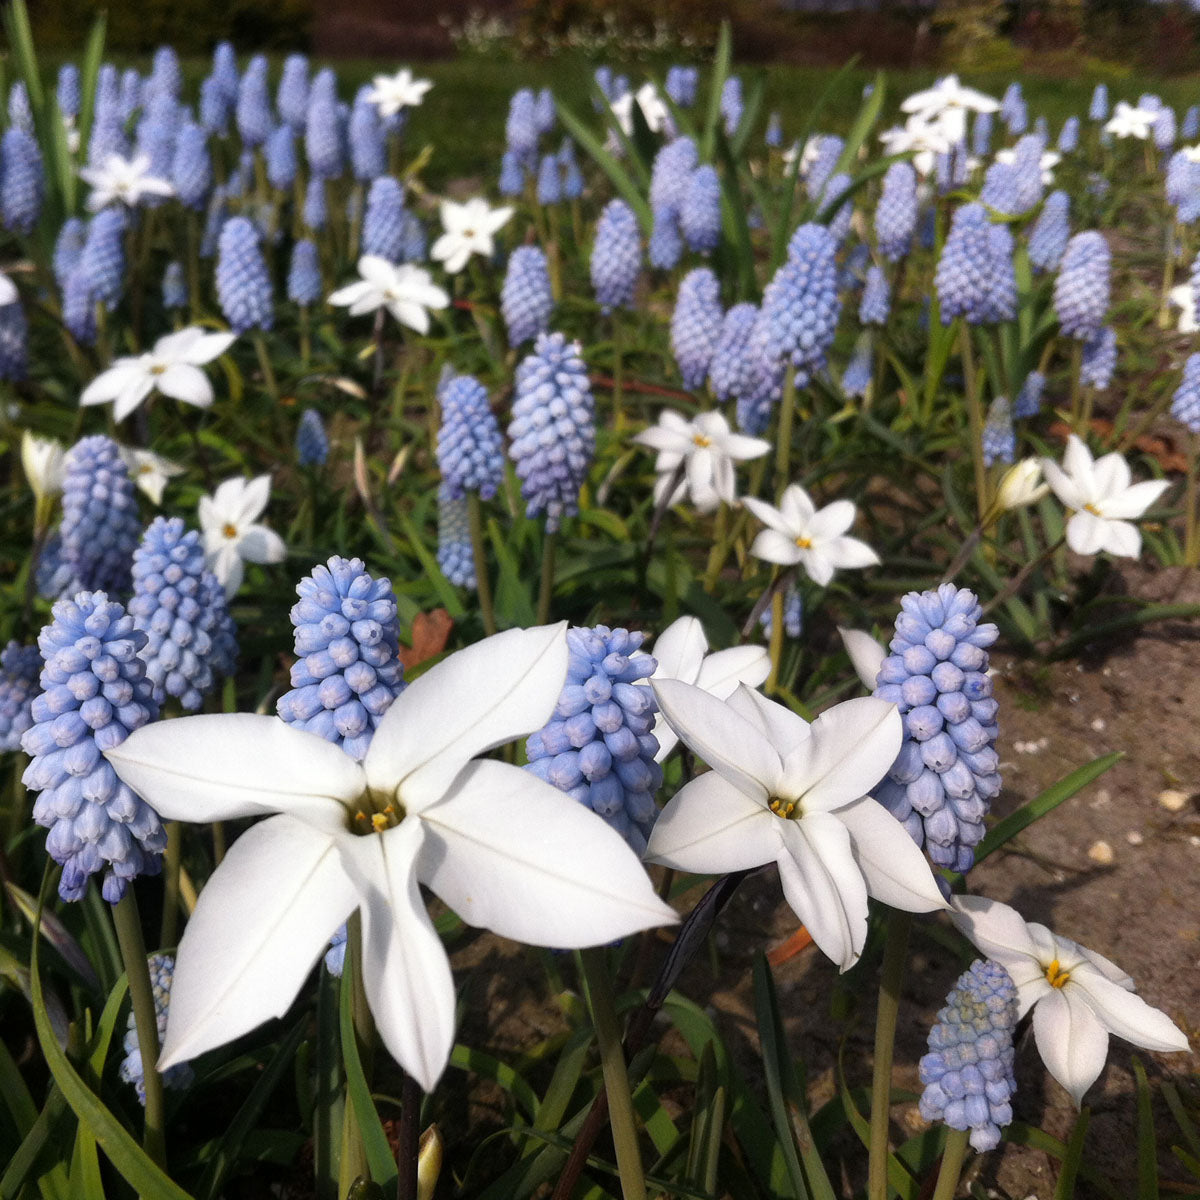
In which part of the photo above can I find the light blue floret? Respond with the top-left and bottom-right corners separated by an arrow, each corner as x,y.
0,641 -> 40,753
525,625 -> 662,854
216,216 -> 274,334
266,125 -> 298,191
120,953 -> 195,1104
760,223 -> 841,374
436,483 -> 476,590
1013,371 -> 1045,419
1,126 -> 44,235
277,53 -> 310,131
275,557 -> 407,764
361,177 -> 407,262
681,165 -> 721,254
871,583 -> 1001,875
591,199 -> 641,313
875,162 -> 918,263
919,958 -> 1018,1152
1028,190 -> 1070,273
981,396 -> 1015,467
349,89 -> 386,181
80,208 -> 127,310
235,55 -> 272,148
1172,353 -> 1200,433
297,409 -> 329,466
288,238 -> 322,305
172,121 -> 212,210
859,265 -> 890,326
1080,325 -> 1117,390
501,245 -> 554,347
305,70 -> 344,179
1054,231 -> 1110,340
22,591 -> 165,903
671,267 -> 723,390
60,436 -> 141,596
709,302 -> 759,402
437,369 -> 505,500
161,260 -> 187,310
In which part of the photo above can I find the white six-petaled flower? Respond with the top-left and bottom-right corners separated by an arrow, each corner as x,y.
80,327 -> 237,422
743,484 -> 880,587
951,895 -> 1188,1106
430,198 -> 513,275
1041,435 -> 1169,559
644,615 -> 770,761
329,256 -> 450,334
633,410 -> 770,515
118,446 -> 186,506
365,68 -> 433,118
1103,102 -> 1160,142
80,152 -> 175,211
646,683 -> 947,971
610,83 -> 670,137
899,75 -> 1000,145
198,475 -> 287,596
105,625 -> 677,1092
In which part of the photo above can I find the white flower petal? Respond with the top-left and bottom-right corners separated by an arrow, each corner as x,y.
237,523 -> 287,564
780,697 -> 902,813
838,627 -> 887,690
1041,458 -> 1085,511
337,820 -> 457,1092
650,616 -> 707,686
112,377 -> 157,423
950,894 -> 1042,967
159,814 -> 357,1068
156,363 -> 214,408
806,499 -> 857,540
1099,479 -> 1169,520
836,797 -> 948,912
750,528 -> 802,566
776,814 -> 868,972
742,496 -> 793,537
236,475 -> 272,524
725,684 -> 810,751
1033,985 -> 1111,1107
780,485 -> 818,531
693,645 -> 771,699
364,624 -> 568,811
106,714 -> 364,824
823,535 -> 881,572
418,759 -> 676,944
651,678 -> 781,801
1065,510 -> 1111,557
645,768 -> 780,873
80,361 -> 143,406
798,548 -> 836,587
1071,968 -> 1189,1053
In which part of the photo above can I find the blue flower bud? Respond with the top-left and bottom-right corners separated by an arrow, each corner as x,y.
216,216 -> 273,334
1,126 -> 44,235
1028,189 -> 1070,274
171,121 -> 211,211
981,396 -> 1015,467
436,483 -> 476,590
1054,231 -> 1110,340
0,640 -> 40,752
349,88 -> 385,182
437,369 -> 505,500
1013,371 -> 1045,419
276,54 -> 310,132
875,162 -> 918,263
1173,353 -> 1200,433
235,55 -> 272,149
671,267 -> 722,390
120,953 -> 194,1103
760,223 -> 841,375
61,436 -> 141,595
859,265 -> 890,326
80,208 -> 128,310
287,238 -> 322,306
709,302 -> 759,402
361,176 -> 406,261
162,260 -> 187,310
1080,325 -> 1117,390
501,245 -> 553,347
680,164 -> 721,254
591,199 -> 640,313
296,408 -> 329,466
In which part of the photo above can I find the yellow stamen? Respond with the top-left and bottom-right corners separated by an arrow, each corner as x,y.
1083,503 -> 1102,516
1045,959 -> 1070,989
769,797 -> 797,819
794,535 -> 813,549
371,812 -> 389,833
354,810 -> 367,824
692,433 -> 712,448
222,523 -> 238,539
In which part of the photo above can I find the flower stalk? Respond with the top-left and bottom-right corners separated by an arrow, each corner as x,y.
867,909 -> 912,1200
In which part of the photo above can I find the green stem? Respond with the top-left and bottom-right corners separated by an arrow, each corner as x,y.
775,363 -> 797,491
159,822 -> 181,949
579,947 -> 646,1200
299,305 -> 311,369
338,912 -> 372,1196
112,890 -> 167,1170
1185,435 -> 1198,568
867,909 -> 912,1200
467,493 -> 497,636
766,585 -> 784,696
930,1127 -> 970,1200
702,502 -> 731,593
536,531 -> 557,625
959,324 -> 988,523
253,332 -> 280,402
1157,215 -> 1178,329
1068,341 -> 1084,434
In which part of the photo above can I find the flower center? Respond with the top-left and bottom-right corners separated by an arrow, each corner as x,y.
350,786 -> 407,835
222,523 -> 238,539
463,228 -> 476,239
1083,503 -> 1103,516
794,535 -> 813,549
148,363 -> 166,375
1044,959 -> 1070,989
768,796 -> 799,820
692,434 -> 712,448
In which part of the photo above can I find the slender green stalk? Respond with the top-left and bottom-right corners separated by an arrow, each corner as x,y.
212,820 -> 226,865
958,324 -> 988,523
159,821 -> 181,949
397,1072 -> 421,1200
299,304 -> 311,369
536,532 -> 557,625
547,208 -> 562,300
766,586 -> 784,696
930,1127 -> 970,1200
1157,215 -> 1178,329
867,909 -> 912,1200
466,493 -> 497,636
579,947 -> 646,1200
112,890 -> 167,1169
338,913 -> 372,1196
702,502 -> 731,593
775,363 -> 797,491
1185,435 -> 1198,568
253,332 -> 280,402
1067,341 -> 1084,434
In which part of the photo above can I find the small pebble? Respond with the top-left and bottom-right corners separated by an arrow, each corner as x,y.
1126,830 -> 1144,846
1091,717 -> 1106,732
1087,840 -> 1115,865
1159,788 -> 1189,813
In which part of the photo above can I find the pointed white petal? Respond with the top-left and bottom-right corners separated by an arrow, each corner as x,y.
106,714 -> 364,823
1099,518 -> 1142,558
237,524 -> 287,564
776,814 -> 868,972
838,627 -> 887,690
798,548 -> 836,587
1040,458 -> 1085,511
388,299 -> 431,333
159,814 -> 357,1068
237,475 -> 272,524
822,536 -> 881,571
80,362 -> 143,406
1065,510 -> 1110,556
1071,968 -> 1189,1052
1091,450 -> 1131,500
780,485 -> 817,531
215,544 -> 244,596
693,645 -> 771,699
741,496 -> 792,536
181,329 -> 237,363
112,377 -> 157,423
780,697 -> 901,813
651,678 -> 781,801
329,281 -> 377,309
836,797 -> 948,911
651,616 -> 707,686
950,894 -> 1042,967
725,684 -> 810,751
156,364 -> 214,408
1033,986 -> 1110,1107
1062,435 -> 1096,496
1100,479 -> 1169,520
336,820 -> 456,1092
644,768 -> 780,873
750,529 -> 802,566
806,499 -> 857,540
418,759 -> 676,944
364,624 -> 568,811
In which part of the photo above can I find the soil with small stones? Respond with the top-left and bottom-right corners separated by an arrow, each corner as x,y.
435,563 -> 1200,1200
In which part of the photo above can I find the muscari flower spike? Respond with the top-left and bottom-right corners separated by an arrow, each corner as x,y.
1080,326 -> 1117,390
120,952 -> 194,1104
0,640 -> 41,753
871,583 -> 1001,875
507,332 -> 595,533
350,90 -> 386,182
1,126 -> 44,235
919,958 -> 1018,1152
0,299 -> 29,378
536,153 -> 561,206
216,216 -> 274,334
161,260 -> 187,310
760,223 -> 841,376
680,165 -> 721,254
501,245 -> 553,348
129,517 -> 238,712
62,269 -> 96,347
275,557 -> 407,763
841,339 -> 873,399
936,203 -> 1014,326
80,208 -> 128,310
1054,231 -> 1110,340
60,435 -> 141,596
591,199 -> 641,313
235,56 -> 272,149
1172,353 -> 1200,433
981,396 -> 1015,467
436,483 -> 476,590
304,175 -> 328,232
1089,83 -> 1109,122
436,369 -> 505,500
709,302 -> 759,402
1014,371 -> 1045,419
649,207 -> 683,271
53,217 -> 87,291
671,267 -> 723,391
297,408 -> 329,466
22,592 -> 165,902
266,125 -> 297,191
1028,189 -> 1070,274
306,72 -> 344,179
362,177 -> 407,263
526,625 -> 662,854
859,265 -> 890,326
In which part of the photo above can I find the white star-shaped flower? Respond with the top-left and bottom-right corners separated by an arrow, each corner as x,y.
117,446 -> 185,506
1103,102 -> 1160,141
879,115 -> 956,177
644,616 -> 769,761
1170,282 -> 1198,333
80,152 -> 174,211
647,684 -> 947,971
1041,435 -> 1170,558
21,431 -> 65,505
900,75 -> 1000,144
952,895 -> 1188,1107
429,198 -> 513,275
106,625 -> 677,1092
365,67 -> 433,118
198,475 -> 287,596
328,256 -> 449,334
80,327 -> 236,422
633,410 -> 770,514
611,82 -> 669,136
743,484 -> 881,587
